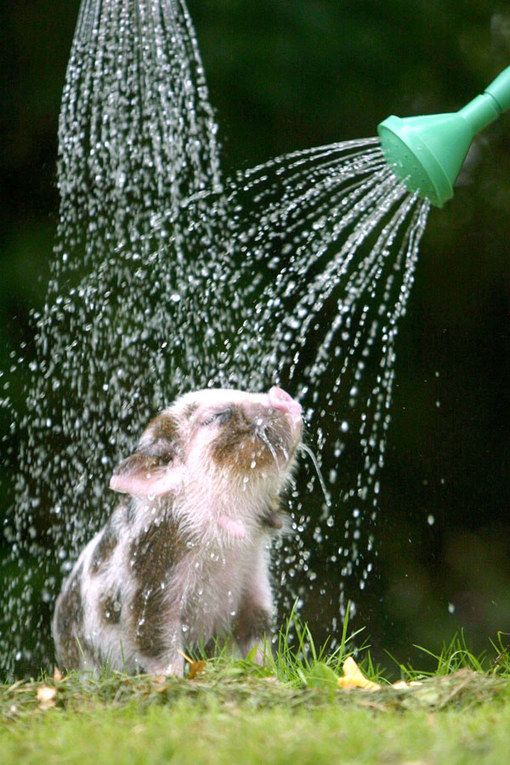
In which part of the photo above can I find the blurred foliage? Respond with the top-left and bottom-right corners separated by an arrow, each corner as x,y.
1,0 -> 510,666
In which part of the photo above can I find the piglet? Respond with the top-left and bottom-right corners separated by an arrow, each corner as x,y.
52,386 -> 302,676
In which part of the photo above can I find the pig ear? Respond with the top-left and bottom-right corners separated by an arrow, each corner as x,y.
109,453 -> 186,497
109,411 -> 185,497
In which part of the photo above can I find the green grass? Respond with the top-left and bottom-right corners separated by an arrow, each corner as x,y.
3,622 -> 510,764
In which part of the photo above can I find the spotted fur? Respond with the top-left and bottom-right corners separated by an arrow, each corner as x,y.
52,387 -> 302,676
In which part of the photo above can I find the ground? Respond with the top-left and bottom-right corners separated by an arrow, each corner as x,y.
2,632 -> 510,764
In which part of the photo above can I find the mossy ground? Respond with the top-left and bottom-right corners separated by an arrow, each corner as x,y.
2,665 -> 510,764
3,625 -> 510,764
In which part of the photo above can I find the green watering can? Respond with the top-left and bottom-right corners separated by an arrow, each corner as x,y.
378,66 -> 510,207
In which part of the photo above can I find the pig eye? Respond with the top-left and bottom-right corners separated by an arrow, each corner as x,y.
203,408 -> 232,427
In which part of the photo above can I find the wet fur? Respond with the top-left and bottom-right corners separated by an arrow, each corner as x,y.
52,388 -> 302,676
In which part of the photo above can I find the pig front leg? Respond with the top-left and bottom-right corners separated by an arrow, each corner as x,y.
135,627 -> 185,677
234,548 -> 274,664
130,589 -> 185,676
138,648 -> 185,678
234,603 -> 272,665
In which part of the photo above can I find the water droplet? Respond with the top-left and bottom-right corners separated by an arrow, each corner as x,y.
0,0 -> 432,677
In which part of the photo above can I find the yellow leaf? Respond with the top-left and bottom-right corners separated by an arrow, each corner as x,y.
392,679 -> 423,690
176,649 -> 207,680
152,675 -> 168,691
187,660 -> 207,680
337,657 -> 381,692
37,685 -> 57,709
53,667 -> 63,683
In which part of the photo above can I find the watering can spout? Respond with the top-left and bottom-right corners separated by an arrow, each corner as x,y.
377,66 -> 510,207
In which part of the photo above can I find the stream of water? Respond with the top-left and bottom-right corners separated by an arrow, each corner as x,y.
0,0 -> 430,678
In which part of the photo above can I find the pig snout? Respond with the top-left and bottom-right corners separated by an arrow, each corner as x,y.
267,386 -> 302,423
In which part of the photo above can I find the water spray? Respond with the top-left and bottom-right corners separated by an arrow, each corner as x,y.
378,66 -> 510,207
6,0 -> 505,676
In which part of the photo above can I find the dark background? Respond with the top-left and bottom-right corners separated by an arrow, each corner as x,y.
2,0 -> 510,670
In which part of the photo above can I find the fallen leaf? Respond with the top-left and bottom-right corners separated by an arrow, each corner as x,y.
177,648 -> 207,680
53,667 -> 63,683
152,675 -> 168,691
37,685 -> 57,709
337,657 -> 381,692
188,660 -> 207,680
392,679 -> 423,690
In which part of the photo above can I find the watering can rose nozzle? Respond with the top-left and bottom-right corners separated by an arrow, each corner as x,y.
377,66 -> 510,207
